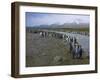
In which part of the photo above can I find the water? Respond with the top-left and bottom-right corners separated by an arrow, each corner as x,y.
60,32 -> 89,56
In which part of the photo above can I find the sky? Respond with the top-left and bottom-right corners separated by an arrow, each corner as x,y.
26,12 -> 90,27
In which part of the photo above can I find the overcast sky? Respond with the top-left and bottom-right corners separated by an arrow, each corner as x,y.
26,12 -> 90,27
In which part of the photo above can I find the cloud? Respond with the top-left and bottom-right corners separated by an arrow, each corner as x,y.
26,12 -> 90,27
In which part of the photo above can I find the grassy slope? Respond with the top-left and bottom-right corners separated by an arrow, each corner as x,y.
26,32 -> 89,67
